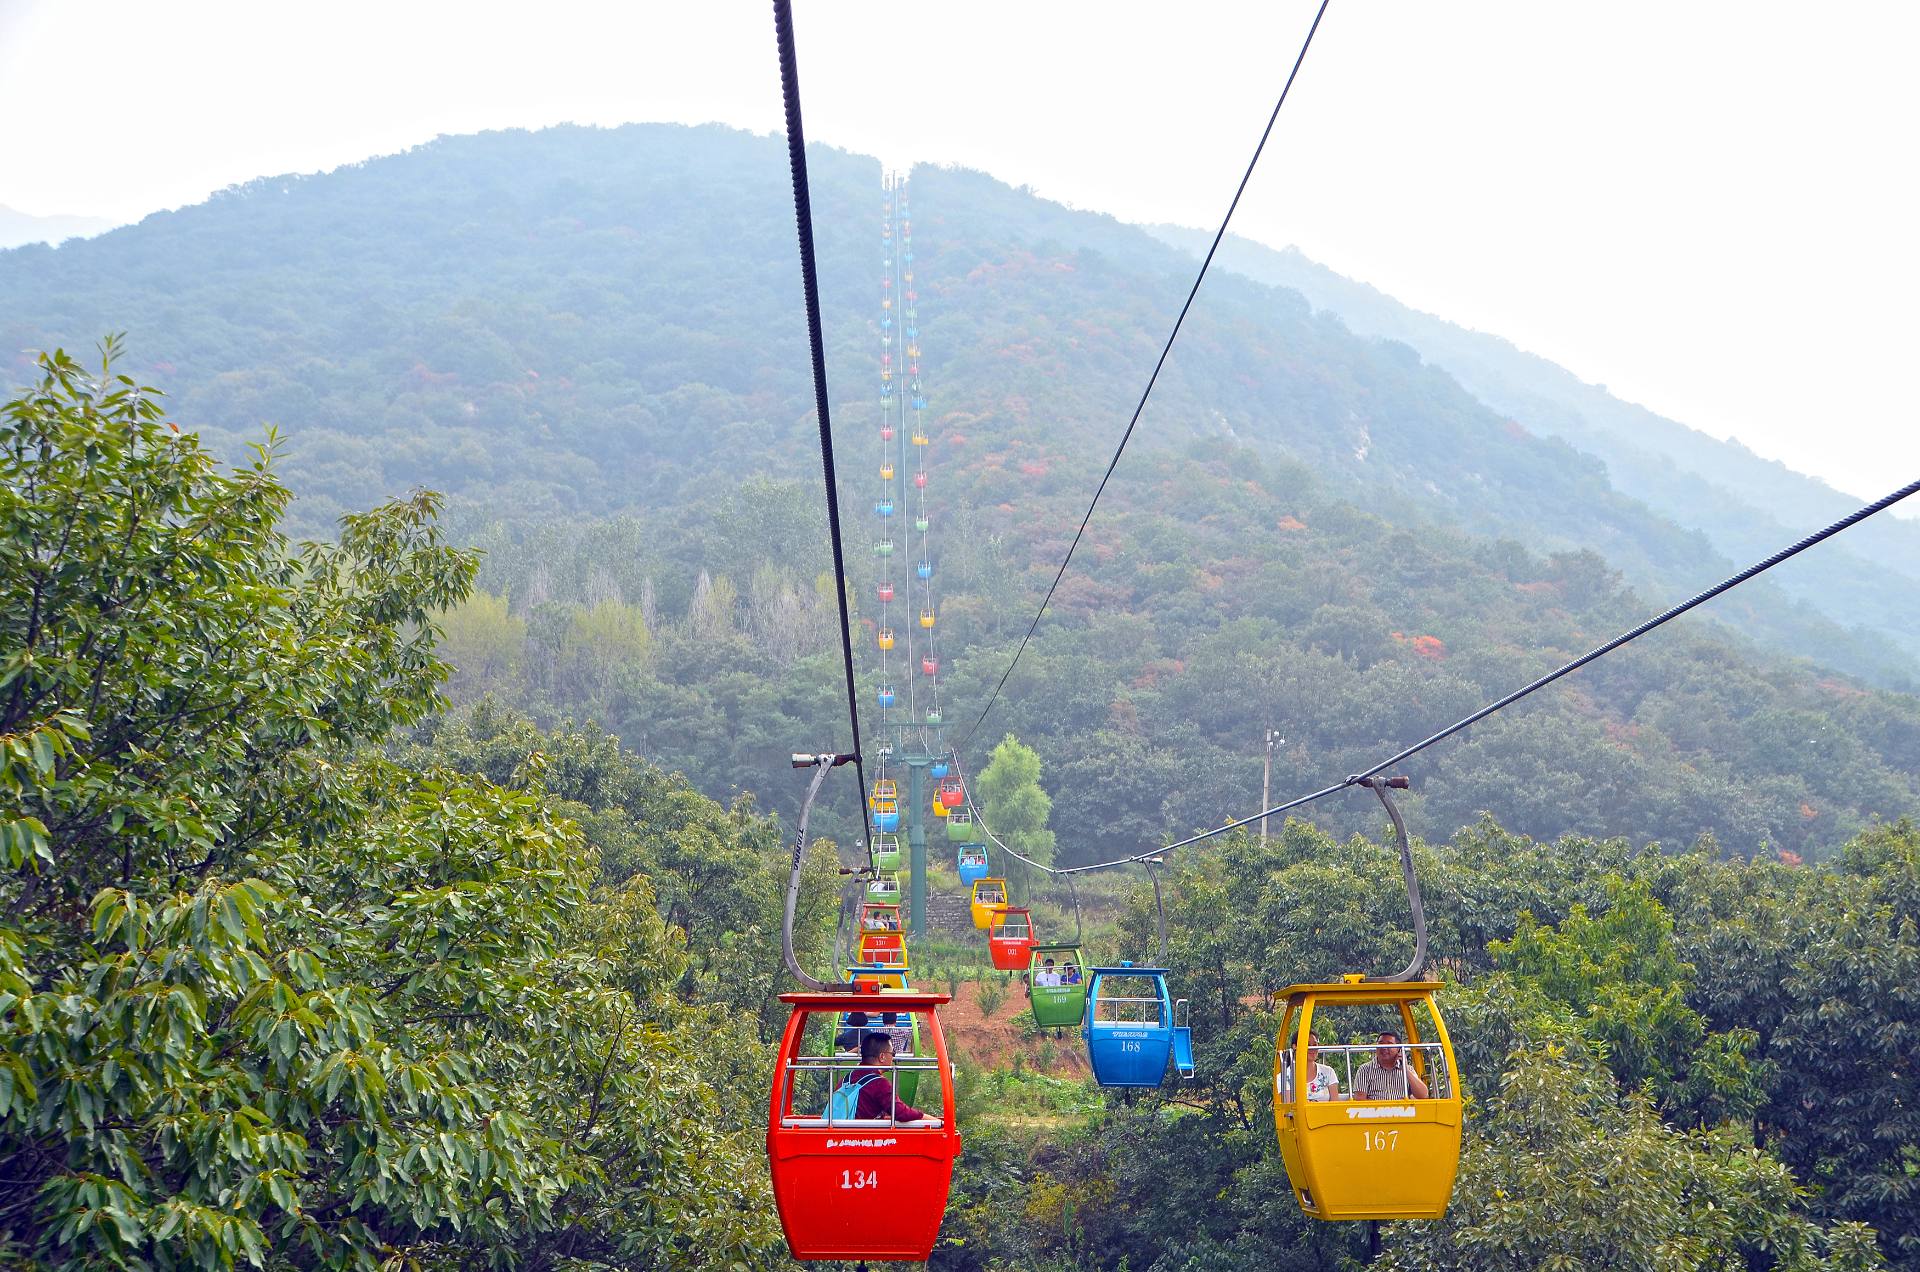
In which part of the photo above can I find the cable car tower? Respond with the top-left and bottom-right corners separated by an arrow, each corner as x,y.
869,172 -> 955,940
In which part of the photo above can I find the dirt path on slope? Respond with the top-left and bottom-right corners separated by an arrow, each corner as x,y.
938,978 -> 1090,1080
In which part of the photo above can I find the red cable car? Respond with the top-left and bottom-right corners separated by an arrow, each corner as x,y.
939,778 -> 964,808
988,907 -> 1036,971
877,583 -> 895,602
914,472 -> 928,489
922,656 -> 939,676
768,990 -> 961,1262
880,426 -> 894,441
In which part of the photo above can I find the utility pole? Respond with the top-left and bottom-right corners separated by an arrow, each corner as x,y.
1261,727 -> 1283,848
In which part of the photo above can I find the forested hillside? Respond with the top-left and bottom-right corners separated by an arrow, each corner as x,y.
5,115 -> 1920,1268
4,349 -> 1914,1267
4,124 -> 1917,860
1149,223 -> 1920,667
449,453 -> 1920,864
0,123 -> 1911,687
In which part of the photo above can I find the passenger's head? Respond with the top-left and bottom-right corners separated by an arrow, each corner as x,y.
1306,1031 -> 1320,1058
1045,959 -> 1056,968
1376,1032 -> 1401,1067
847,1011 -> 869,1029
861,1031 -> 894,1065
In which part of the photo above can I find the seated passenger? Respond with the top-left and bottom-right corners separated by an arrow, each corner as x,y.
1035,958 -> 1059,987
1303,1032 -> 1340,1101
1351,1031 -> 1429,1100
852,1032 -> 937,1123
1064,963 -> 1081,985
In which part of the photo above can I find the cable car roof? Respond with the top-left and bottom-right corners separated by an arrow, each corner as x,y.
1276,978 -> 1446,1005
779,989 -> 951,1009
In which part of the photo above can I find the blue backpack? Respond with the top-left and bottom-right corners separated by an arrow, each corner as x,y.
829,1073 -> 880,1121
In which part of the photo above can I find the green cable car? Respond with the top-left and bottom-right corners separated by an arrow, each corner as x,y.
1028,943 -> 1088,1028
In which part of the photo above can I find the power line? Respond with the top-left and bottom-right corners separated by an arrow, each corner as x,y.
965,474 -> 1920,877
958,0 -> 1335,754
773,0 -> 873,863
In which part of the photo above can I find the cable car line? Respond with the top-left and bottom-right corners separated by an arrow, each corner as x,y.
957,0 -> 1335,756
959,473 -> 1920,879
773,0 -> 874,867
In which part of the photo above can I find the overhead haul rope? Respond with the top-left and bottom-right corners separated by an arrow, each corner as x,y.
876,181 -> 898,779
773,0 -> 873,866
958,0 -> 1334,755
960,475 -> 1920,878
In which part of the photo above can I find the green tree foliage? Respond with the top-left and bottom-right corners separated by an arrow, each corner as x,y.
1379,1043 -> 1886,1272
1766,823 -> 1920,1263
1489,878 -> 1765,1123
0,349 -> 786,1268
437,454 -> 1920,866
1063,813 -> 1920,1270
976,733 -> 1056,890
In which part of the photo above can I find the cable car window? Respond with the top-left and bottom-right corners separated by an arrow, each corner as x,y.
1090,975 -> 1169,1025
1282,999 -> 1453,1101
777,1008 -> 949,1129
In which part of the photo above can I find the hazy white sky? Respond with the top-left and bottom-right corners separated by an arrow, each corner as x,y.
3,1 -> 1915,507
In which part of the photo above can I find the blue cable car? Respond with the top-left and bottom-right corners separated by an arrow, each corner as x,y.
912,396 -> 927,410
876,686 -> 896,708
916,561 -> 933,580
929,760 -> 950,779
1083,964 -> 1194,1088
906,325 -> 918,340
956,843 -> 989,887
875,500 -> 895,517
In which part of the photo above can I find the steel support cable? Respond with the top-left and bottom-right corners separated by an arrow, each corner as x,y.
774,0 -> 873,865
958,0 -> 1334,755
958,474 -> 1920,878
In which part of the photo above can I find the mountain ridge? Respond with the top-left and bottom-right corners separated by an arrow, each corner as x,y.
0,121 -> 1911,686
1146,222 -> 1920,650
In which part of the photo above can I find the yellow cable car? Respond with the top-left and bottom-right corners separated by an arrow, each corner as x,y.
1270,775 -> 1463,1221
1271,976 -> 1461,1220
932,799 -> 950,818
868,779 -> 897,808
877,627 -> 895,651
919,610 -> 936,629
969,877 -> 1008,930
881,464 -> 895,480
